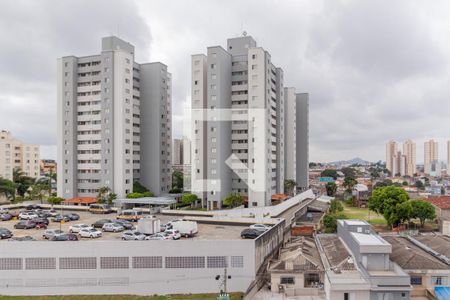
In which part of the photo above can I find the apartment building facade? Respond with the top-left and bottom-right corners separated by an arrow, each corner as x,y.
386,140 -> 398,175
191,35 -> 308,209
57,36 -> 171,199
402,139 -> 416,177
0,131 -> 40,180
424,139 -> 438,176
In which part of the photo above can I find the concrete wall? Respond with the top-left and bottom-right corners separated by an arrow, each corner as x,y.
0,240 -> 255,296
295,93 -> 309,189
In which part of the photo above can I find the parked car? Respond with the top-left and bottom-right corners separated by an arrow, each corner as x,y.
92,219 -> 112,228
34,222 -> 47,230
0,228 -> 12,239
65,213 -> 80,221
249,224 -> 271,232
121,230 -> 146,240
0,214 -> 12,221
69,224 -> 92,233
0,207 -> 9,214
32,217 -> 49,225
79,228 -> 102,238
114,220 -> 134,230
9,211 -> 19,219
14,220 -> 36,229
88,204 -> 113,214
19,211 -> 38,220
43,209 -> 59,217
51,233 -> 78,241
164,229 -> 181,240
10,236 -> 35,241
145,232 -> 170,240
51,214 -> 71,223
240,228 -> 262,239
26,204 -> 42,210
43,229 -> 64,239
102,223 -> 124,232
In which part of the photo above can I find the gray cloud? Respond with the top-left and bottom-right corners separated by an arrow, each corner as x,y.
1,0 -> 450,162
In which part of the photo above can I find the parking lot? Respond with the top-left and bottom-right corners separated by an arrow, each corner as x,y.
0,208 -> 248,241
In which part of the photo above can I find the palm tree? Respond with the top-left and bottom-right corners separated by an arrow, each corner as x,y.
284,179 -> 297,196
97,186 -> 112,203
0,177 -> 16,202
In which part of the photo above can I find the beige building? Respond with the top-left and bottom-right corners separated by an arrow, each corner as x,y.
0,130 -> 40,180
447,140 -> 450,174
386,140 -> 398,175
424,139 -> 438,175
403,139 -> 416,177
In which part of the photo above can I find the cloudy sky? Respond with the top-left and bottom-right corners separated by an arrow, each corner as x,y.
1,0 -> 449,163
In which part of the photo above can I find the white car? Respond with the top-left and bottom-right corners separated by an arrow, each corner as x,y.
164,229 -> 181,240
249,224 -> 271,232
102,223 -> 124,232
145,232 -> 170,240
121,230 -> 146,240
43,229 -> 64,239
19,211 -> 38,220
78,228 -> 102,238
0,207 -> 9,214
69,224 -> 93,233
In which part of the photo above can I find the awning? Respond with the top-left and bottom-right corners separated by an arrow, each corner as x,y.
435,286 -> 450,300
64,197 -> 97,205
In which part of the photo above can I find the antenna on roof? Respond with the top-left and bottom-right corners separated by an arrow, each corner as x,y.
242,31 -> 247,37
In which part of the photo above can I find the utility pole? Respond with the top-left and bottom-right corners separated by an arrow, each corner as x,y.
223,268 -> 227,294
216,268 -> 231,300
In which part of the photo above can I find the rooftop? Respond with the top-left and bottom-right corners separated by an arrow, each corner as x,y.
351,232 -> 388,246
344,220 -> 369,226
413,234 -> 450,258
317,235 -> 355,270
425,196 -> 450,209
383,235 -> 449,270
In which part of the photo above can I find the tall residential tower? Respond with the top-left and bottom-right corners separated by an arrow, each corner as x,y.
57,36 -> 171,199
424,139 -> 438,176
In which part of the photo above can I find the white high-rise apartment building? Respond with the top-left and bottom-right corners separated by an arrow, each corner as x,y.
191,35 -> 308,209
402,139 -> 416,177
392,151 -> 406,177
386,140 -> 398,175
57,36 -> 172,199
0,131 -> 40,180
424,139 -> 438,175
172,138 -> 183,166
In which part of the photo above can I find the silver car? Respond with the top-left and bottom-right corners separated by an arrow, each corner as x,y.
43,229 -> 64,239
121,231 -> 146,240
102,223 -> 125,232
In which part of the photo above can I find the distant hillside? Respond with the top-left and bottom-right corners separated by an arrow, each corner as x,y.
327,157 -> 372,166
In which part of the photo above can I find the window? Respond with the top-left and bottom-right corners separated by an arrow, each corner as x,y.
100,257 -> 129,269
132,256 -> 162,269
410,276 -> 422,285
211,84 -> 216,90
207,256 -> 227,268
165,257 -> 205,268
194,60 -> 200,66
432,276 -> 447,285
252,54 -> 257,59
210,64 -> 216,69
211,148 -> 217,153
280,277 -> 295,285
0,258 -> 22,270
252,64 -> 257,70
59,257 -> 97,269
211,74 -> 217,80
211,95 -> 217,101
25,258 -> 56,270
211,169 -> 216,175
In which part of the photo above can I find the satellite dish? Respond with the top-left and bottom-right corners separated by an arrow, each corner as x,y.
242,31 -> 247,36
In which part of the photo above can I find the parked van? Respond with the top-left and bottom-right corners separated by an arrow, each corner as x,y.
137,216 -> 161,235
117,209 -> 145,222
167,220 -> 198,237
88,204 -> 113,214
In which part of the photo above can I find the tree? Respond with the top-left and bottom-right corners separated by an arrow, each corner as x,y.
126,191 -> 154,199
329,199 -> 343,213
47,196 -> 64,206
13,168 -> 35,197
341,167 -> 357,178
133,181 -> 149,193
181,193 -> 198,205
27,183 -> 48,203
0,177 -> 16,202
325,182 -> 337,196
373,179 -> 393,190
172,170 -> 183,191
284,179 -> 296,196
369,186 -> 411,227
320,169 -> 338,180
343,176 -> 357,193
323,212 -> 347,233
97,187 -> 112,203
223,193 -> 244,208
107,193 -> 117,205
411,200 -> 436,227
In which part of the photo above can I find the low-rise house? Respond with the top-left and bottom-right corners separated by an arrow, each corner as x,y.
425,196 -> 450,235
269,236 -> 324,297
383,235 -> 450,299
352,183 -> 370,208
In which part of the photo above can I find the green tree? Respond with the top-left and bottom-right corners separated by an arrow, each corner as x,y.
97,186 -> 112,203
107,193 -> 117,205
369,186 -> 411,227
172,170 -> 184,191
320,169 -> 338,179
343,176 -> 357,193
411,200 -> 436,227
181,193 -> 198,205
27,183 -> 47,203
0,177 -> 16,202
133,181 -> 149,193
47,196 -> 64,206
13,168 -> 35,197
373,179 -> 393,190
223,193 -> 244,208
126,191 -> 154,199
341,167 -> 357,178
284,179 -> 296,196
323,212 -> 347,233
329,199 -> 343,213
325,182 -> 337,196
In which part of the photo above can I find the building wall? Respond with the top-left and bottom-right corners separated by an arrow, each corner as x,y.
0,131 -> 40,180
296,93 -> 309,190
403,140 -> 416,177
139,63 -> 172,195
0,240 -> 255,296
386,141 -> 397,175
424,139 -> 438,175
284,88 -> 296,183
